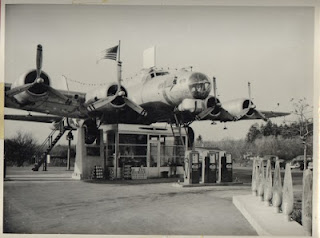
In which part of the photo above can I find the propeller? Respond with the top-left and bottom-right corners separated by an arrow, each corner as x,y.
87,44 -> 147,116
36,44 -> 43,81
6,44 -> 45,97
87,49 -> 147,116
87,90 -> 147,116
247,82 -> 268,121
195,77 -> 221,120
5,82 -> 37,97
213,77 -> 219,106
248,82 -> 252,103
235,82 -> 268,121
256,110 -> 268,121
87,94 -> 118,112
41,84 -> 72,104
234,82 -> 255,119
123,97 -> 147,116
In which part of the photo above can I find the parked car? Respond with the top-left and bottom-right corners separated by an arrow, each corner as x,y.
262,155 -> 286,169
290,162 -> 301,169
290,155 -> 313,170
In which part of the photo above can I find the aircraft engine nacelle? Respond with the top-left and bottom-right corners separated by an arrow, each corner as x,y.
177,99 -> 205,113
11,70 -> 51,104
222,98 -> 255,119
85,84 -> 128,110
49,118 -> 97,144
49,118 -> 80,131
82,119 -> 99,144
204,96 -> 221,117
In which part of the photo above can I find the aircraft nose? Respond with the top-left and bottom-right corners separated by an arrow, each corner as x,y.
188,72 -> 211,99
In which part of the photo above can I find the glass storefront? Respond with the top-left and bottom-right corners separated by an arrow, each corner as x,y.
119,134 -> 147,167
160,136 -> 185,167
104,125 -> 188,178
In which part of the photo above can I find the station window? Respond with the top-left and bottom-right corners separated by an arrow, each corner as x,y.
159,135 -> 186,167
107,133 -> 115,167
119,134 -> 147,144
118,133 -> 148,167
119,145 -> 147,156
118,156 -> 147,167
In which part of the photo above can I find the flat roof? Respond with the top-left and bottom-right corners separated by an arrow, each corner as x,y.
100,124 -> 187,136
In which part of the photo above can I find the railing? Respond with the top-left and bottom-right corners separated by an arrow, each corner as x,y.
32,126 -> 67,171
251,157 -> 313,235
33,128 -> 58,164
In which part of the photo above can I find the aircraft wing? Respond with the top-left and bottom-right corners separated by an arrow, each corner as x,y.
247,110 -> 290,120
222,109 -> 290,122
4,114 -> 63,123
5,84 -> 88,119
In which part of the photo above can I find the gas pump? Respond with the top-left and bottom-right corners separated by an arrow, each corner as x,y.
220,153 -> 233,182
203,151 -> 218,183
184,150 -> 201,185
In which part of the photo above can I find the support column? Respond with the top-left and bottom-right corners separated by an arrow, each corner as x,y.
72,127 -> 85,180
66,131 -> 73,171
72,128 -> 104,180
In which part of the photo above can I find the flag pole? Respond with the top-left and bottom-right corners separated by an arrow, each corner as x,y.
117,40 -> 122,93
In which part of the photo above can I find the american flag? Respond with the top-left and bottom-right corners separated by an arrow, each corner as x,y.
97,45 -> 118,63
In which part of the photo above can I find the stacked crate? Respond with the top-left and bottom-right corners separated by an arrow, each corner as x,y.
91,165 -> 104,179
108,167 -> 115,180
123,165 -> 132,179
131,167 -> 147,180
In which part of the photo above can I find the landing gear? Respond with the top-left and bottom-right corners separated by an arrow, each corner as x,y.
171,114 -> 194,150
169,114 -> 195,180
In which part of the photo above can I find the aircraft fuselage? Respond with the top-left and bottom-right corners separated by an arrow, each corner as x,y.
127,69 -> 211,111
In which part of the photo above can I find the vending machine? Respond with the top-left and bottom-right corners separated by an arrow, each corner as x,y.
184,150 -> 201,185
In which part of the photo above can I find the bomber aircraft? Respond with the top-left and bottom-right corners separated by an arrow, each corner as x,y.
4,44 -> 289,147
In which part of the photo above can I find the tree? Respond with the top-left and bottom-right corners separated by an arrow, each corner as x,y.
254,136 -> 304,161
262,121 -> 273,137
246,123 -> 262,143
290,98 -> 313,169
4,131 -> 38,166
196,135 -> 203,147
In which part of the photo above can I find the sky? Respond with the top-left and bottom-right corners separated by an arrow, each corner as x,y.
3,4 -> 314,144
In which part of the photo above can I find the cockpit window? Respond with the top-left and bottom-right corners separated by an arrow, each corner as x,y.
150,71 -> 169,78
155,72 -> 169,76
189,72 -> 211,99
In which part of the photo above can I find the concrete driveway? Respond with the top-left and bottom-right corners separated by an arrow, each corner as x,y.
3,168 -> 257,235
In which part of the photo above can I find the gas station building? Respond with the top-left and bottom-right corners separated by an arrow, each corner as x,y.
103,124 -> 189,179
72,124 -> 232,183
73,124 -> 189,180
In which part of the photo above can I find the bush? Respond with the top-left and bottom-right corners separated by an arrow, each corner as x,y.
4,131 -> 38,166
254,136 -> 304,161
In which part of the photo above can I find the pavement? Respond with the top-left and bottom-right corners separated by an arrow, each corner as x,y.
233,194 -> 306,236
3,166 -> 258,235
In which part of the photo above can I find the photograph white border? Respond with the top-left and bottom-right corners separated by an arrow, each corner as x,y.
0,0 -> 319,237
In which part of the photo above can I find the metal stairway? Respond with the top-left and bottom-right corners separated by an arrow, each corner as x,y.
32,125 -> 67,171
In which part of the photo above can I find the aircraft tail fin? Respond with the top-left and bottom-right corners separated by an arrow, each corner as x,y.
143,46 -> 156,69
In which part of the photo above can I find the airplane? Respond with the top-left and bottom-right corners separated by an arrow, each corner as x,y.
4,44 -> 289,145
